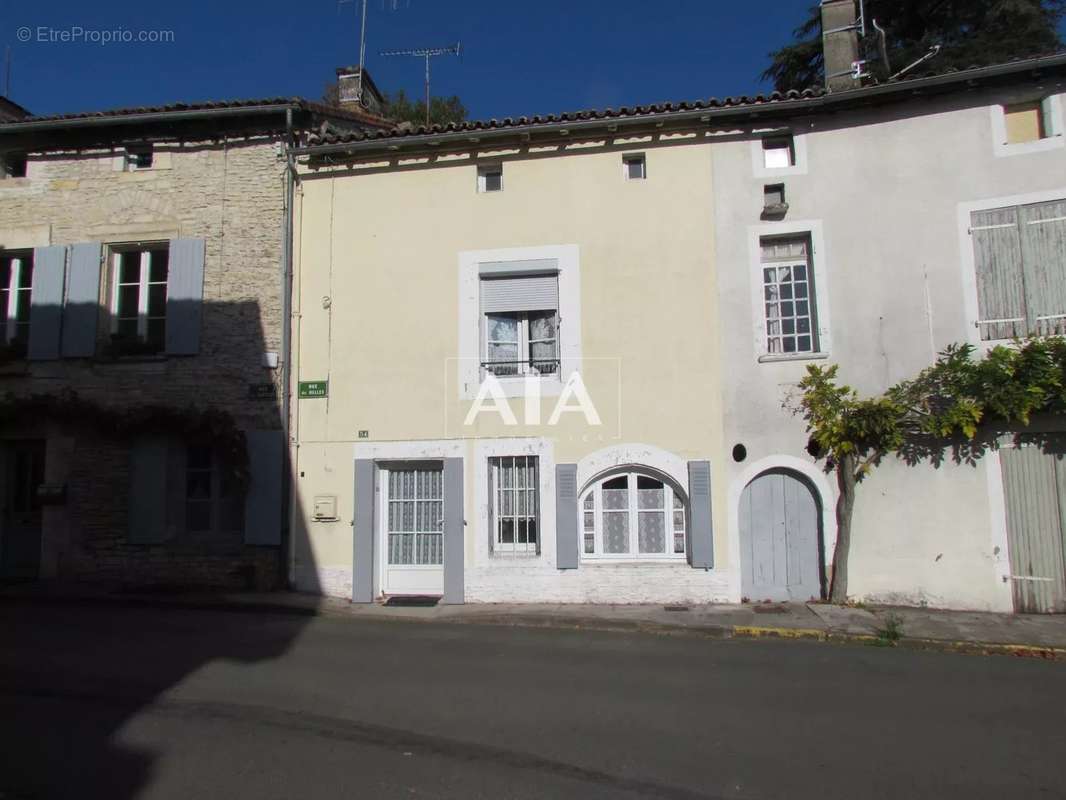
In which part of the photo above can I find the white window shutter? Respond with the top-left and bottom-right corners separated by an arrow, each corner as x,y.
165,238 -> 205,355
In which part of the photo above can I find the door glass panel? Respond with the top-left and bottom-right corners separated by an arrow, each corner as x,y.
387,467 -> 443,566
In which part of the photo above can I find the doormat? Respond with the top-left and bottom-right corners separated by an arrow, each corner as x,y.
384,595 -> 441,607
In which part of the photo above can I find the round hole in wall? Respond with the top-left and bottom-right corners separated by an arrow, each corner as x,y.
732,444 -> 747,463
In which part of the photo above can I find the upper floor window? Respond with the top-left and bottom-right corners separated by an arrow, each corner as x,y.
481,273 -> 559,377
1003,100 -> 1050,145
489,455 -> 539,555
111,244 -> 169,355
185,444 -> 244,533
762,136 -> 795,169
125,144 -> 154,170
581,470 -> 686,560
0,252 -> 33,357
970,198 -> 1066,340
623,153 -> 646,180
477,164 -> 503,193
1,152 -> 27,179
761,235 -> 819,355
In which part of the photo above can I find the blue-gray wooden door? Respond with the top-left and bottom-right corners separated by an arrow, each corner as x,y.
999,442 -> 1066,613
740,470 -> 822,602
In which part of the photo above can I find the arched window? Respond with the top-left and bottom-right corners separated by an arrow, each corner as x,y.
580,470 -> 686,560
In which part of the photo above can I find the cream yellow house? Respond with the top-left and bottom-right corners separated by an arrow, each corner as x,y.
289,127 -> 728,603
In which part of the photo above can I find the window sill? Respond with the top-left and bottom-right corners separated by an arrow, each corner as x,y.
581,557 -> 689,566
757,351 -> 829,364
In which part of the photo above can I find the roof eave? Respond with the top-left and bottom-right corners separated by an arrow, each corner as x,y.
296,52 -> 1066,159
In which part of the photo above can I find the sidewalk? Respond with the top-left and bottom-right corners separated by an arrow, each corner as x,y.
4,581 -> 1066,659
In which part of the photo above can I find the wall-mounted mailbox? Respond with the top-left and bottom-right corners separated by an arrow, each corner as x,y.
313,495 -> 338,521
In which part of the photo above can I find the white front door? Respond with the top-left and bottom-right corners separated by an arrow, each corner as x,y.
380,465 -> 445,596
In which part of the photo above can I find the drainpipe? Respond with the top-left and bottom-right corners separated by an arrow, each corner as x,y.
280,106 -> 296,588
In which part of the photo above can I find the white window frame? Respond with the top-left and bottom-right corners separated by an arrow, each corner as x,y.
748,220 -> 831,363
110,244 -> 168,344
1,252 -> 32,344
622,153 -> 646,180
991,94 -> 1065,158
580,469 -> 687,562
483,309 -> 559,377
457,244 -> 582,400
751,129 -> 808,177
760,236 -> 818,357
488,455 -> 540,556
477,164 -> 503,193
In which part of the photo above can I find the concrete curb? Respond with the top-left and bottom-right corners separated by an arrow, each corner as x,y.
5,592 -> 1065,660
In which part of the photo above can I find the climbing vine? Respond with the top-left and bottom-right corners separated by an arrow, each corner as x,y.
795,338 -> 1066,603
0,390 -> 249,484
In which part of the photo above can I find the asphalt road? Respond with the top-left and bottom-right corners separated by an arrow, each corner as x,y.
1,602 -> 1064,800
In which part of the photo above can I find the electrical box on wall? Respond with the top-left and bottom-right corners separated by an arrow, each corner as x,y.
313,495 -> 338,521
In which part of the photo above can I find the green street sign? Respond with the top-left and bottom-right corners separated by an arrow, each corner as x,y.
298,380 -> 328,399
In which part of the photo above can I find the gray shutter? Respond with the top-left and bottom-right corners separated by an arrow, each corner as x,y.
128,437 -> 169,544
165,237 -> 205,355
1019,200 -> 1066,335
442,457 -> 465,604
243,430 -> 283,546
61,242 -> 102,358
555,463 -> 579,569
27,245 -> 67,360
971,208 -> 1026,341
352,459 -> 375,603
687,460 -> 713,569
480,275 -> 559,313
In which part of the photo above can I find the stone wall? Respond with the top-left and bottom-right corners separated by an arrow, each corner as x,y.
0,136 -> 287,588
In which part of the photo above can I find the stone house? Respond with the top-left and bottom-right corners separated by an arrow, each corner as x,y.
0,92 -> 387,588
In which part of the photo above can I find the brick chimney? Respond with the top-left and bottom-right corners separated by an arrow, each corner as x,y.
821,0 -> 862,92
335,66 -> 385,115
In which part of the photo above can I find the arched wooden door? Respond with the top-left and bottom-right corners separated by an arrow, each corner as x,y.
740,469 -> 823,602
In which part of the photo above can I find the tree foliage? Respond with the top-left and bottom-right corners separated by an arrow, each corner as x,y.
796,338 -> 1066,601
763,0 -> 1066,91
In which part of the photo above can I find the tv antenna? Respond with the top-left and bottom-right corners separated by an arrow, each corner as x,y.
337,0 -> 371,105
380,42 -> 461,126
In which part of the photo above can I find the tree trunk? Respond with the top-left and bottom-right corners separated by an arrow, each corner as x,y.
829,454 -> 857,603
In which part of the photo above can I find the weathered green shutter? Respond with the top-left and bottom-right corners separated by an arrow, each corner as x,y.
128,437 -> 169,544
555,463 -> 579,569
352,459 -> 375,603
61,242 -> 102,358
971,208 -> 1026,341
243,430 -> 283,546
687,460 -> 713,569
442,458 -> 464,604
165,238 -> 205,355
27,245 -> 67,360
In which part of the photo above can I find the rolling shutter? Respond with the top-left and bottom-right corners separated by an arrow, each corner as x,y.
27,245 -> 66,360
480,275 -> 559,314
61,242 -> 102,358
165,238 -> 205,355
555,463 -> 579,570
687,460 -> 713,569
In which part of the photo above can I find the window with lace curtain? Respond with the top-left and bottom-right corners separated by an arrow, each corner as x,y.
489,456 -> 540,555
581,470 -> 686,560
480,273 -> 560,377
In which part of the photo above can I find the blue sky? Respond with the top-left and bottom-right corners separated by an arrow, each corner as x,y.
0,0 -> 816,117
2,1 -> 1064,119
